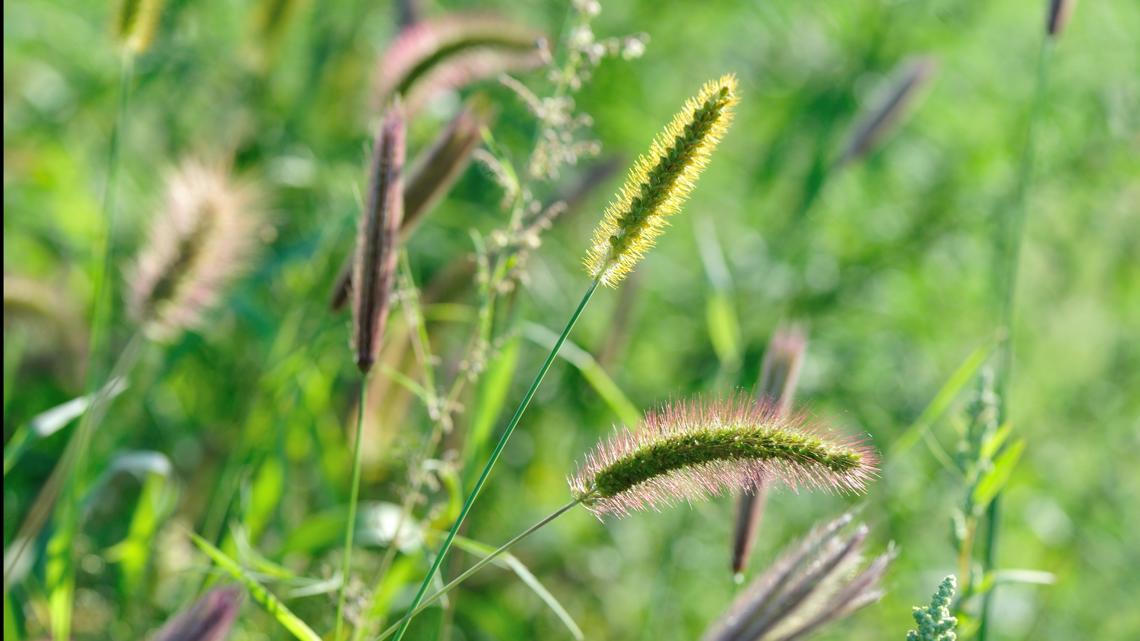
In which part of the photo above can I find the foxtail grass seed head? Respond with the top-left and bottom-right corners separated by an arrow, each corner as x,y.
329,98 -> 490,311
733,325 -> 809,575
128,161 -> 263,341
115,0 -> 165,55
149,585 -> 242,641
569,395 -> 876,518
836,56 -> 938,167
584,74 -> 738,287
352,104 -> 406,373
1046,0 -> 1077,38
704,512 -> 894,641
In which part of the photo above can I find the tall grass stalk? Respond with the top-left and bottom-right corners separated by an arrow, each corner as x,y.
389,278 -> 600,641
335,380 -> 369,641
1,55 -> 135,600
978,34 -> 1054,641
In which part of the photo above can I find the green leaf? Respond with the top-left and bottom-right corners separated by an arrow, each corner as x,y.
4,590 -> 21,641
45,504 -> 76,641
705,293 -> 742,370
972,439 -> 1025,510
3,378 -> 128,477
106,469 -> 178,595
451,536 -> 583,641
189,532 -> 322,641
892,341 -> 993,458
464,335 -> 521,471
244,458 -> 285,545
979,422 -> 1013,462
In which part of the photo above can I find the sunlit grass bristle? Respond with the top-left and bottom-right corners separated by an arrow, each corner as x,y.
569,394 -> 877,518
584,74 -> 738,287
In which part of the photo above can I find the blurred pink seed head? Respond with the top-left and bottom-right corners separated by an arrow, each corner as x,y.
128,160 -> 264,341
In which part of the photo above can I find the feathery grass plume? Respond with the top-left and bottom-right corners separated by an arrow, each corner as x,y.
733,325 -> 808,575
1046,0 -> 1078,38
569,395 -> 875,517
704,512 -> 894,641
836,56 -> 938,167
330,97 -> 491,310
149,586 -> 242,641
127,161 -> 262,341
584,74 -> 738,287
115,0 -> 165,55
374,13 -> 549,113
352,104 -> 406,373
907,576 -> 958,641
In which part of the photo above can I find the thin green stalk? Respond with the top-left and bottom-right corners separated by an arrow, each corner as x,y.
389,278 -> 600,641
336,378 -> 369,641
375,498 -> 582,641
978,37 -> 1053,641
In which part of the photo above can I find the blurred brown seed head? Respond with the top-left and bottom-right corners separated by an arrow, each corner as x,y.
837,56 -> 939,167
128,160 -> 263,341
1046,0 -> 1078,38
352,104 -> 406,373
706,512 -> 894,641
733,325 -> 809,574
149,585 -> 242,641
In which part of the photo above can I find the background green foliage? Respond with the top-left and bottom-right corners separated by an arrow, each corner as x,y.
4,0 -> 1139,639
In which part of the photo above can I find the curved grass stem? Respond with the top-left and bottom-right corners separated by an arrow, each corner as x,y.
375,498 -> 583,641
388,278 -> 600,641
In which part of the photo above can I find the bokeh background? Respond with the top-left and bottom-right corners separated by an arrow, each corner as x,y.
4,0 -> 1139,639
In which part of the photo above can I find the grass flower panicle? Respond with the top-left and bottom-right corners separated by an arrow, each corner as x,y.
584,74 -> 738,287
352,104 -> 406,373
127,160 -> 262,340
569,395 -> 876,517
704,512 -> 894,641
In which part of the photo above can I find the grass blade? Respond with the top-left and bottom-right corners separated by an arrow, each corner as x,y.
189,532 -> 322,641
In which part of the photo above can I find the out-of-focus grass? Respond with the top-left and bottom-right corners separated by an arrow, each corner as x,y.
4,0 -> 1139,639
